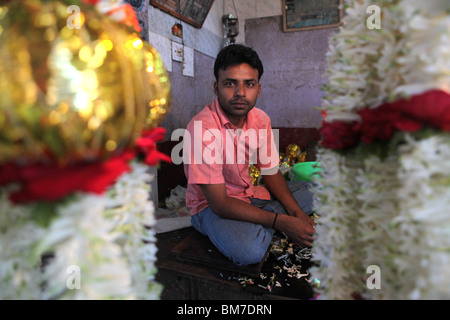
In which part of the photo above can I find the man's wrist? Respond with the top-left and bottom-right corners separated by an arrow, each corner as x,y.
271,212 -> 279,229
287,207 -> 304,217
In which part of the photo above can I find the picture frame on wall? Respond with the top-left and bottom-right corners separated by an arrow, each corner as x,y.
282,0 -> 342,32
150,0 -> 215,29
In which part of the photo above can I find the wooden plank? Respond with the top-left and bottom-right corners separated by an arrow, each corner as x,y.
171,229 -> 269,278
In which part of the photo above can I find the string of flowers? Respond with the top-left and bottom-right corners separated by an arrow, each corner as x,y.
311,0 -> 450,300
0,0 -> 170,299
394,134 -> 450,299
0,160 -> 163,300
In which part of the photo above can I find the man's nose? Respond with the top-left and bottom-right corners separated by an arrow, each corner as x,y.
234,83 -> 246,97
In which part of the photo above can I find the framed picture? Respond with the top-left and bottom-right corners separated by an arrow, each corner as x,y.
150,0 -> 215,29
282,0 -> 342,32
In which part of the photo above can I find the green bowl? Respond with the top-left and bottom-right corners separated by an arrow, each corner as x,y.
292,161 -> 323,182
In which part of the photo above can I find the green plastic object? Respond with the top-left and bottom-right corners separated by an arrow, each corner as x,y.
292,161 -> 323,182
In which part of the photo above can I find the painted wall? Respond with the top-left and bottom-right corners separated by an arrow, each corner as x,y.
223,0 -> 282,45
245,15 -> 335,128
146,0 -> 282,60
146,0 -> 224,138
146,1 -> 333,135
158,50 -> 217,136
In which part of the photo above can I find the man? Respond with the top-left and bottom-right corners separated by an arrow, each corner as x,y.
183,44 -> 315,266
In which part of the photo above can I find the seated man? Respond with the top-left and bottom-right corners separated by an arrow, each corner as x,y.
182,44 -> 316,266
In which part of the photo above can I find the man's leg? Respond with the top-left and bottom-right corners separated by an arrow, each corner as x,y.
262,180 -> 315,216
190,181 -> 314,266
191,205 -> 273,266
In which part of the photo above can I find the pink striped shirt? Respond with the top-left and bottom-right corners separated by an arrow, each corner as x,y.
183,98 -> 279,216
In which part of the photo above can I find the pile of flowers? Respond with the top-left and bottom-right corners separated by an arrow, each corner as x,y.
223,234 -> 317,299
311,0 -> 450,299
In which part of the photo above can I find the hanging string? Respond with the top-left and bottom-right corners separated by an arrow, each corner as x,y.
232,0 -> 238,19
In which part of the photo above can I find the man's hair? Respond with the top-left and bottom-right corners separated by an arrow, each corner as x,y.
213,44 -> 264,81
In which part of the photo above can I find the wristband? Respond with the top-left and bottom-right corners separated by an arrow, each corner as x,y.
272,213 -> 278,229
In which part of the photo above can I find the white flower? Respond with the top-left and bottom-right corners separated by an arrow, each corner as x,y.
312,0 -> 450,299
0,161 -> 161,299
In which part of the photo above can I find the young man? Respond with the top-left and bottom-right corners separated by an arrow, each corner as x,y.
183,44 -> 316,266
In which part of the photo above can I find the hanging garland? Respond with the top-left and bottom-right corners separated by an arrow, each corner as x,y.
0,0 -> 171,299
311,0 -> 450,299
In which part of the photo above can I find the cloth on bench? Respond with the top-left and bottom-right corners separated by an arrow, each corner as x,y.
154,185 -> 191,234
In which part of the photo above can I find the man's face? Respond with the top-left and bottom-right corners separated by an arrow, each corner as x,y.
214,63 -> 261,127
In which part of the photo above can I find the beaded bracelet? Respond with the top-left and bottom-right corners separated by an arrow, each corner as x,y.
272,213 -> 278,229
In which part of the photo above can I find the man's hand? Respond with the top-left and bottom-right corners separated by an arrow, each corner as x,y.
276,214 -> 315,247
198,182 -> 316,247
291,209 -> 316,228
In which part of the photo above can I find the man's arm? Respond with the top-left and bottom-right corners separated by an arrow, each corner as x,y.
261,170 -> 316,242
198,183 -> 275,226
262,171 -> 312,218
199,182 -> 315,247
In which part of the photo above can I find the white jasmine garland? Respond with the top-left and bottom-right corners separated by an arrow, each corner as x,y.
104,161 -> 162,299
322,0 -> 450,124
395,134 -> 450,299
0,220 -> 45,298
394,9 -> 450,96
312,137 -> 450,299
38,194 -> 134,300
310,149 -> 365,299
312,0 -> 450,299
0,186 -> 46,299
322,0 -> 405,122
0,160 -> 161,299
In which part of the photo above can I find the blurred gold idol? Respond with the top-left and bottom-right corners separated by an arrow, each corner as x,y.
0,0 -> 171,166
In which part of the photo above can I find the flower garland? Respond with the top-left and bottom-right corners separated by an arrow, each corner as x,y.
0,0 -> 170,299
311,0 -> 450,299
321,90 -> 450,150
0,161 -> 162,299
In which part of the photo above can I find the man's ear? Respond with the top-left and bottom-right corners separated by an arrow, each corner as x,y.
213,81 -> 218,96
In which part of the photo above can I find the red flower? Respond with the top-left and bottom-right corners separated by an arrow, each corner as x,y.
393,90 -> 450,131
319,121 -> 360,149
0,127 -> 172,204
81,1 -> 142,33
105,3 -> 142,33
391,116 -> 422,132
135,127 -> 172,166
1,152 -> 134,204
121,3 -> 142,33
81,0 -> 100,5
358,107 -> 396,144
319,89 -> 450,150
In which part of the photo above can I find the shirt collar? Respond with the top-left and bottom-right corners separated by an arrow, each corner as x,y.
212,97 -> 257,130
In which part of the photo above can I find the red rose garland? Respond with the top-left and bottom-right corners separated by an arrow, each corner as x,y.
0,127 -> 171,204
320,90 -> 450,150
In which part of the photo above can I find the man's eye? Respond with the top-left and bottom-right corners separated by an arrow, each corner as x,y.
246,82 -> 256,87
224,82 -> 235,87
